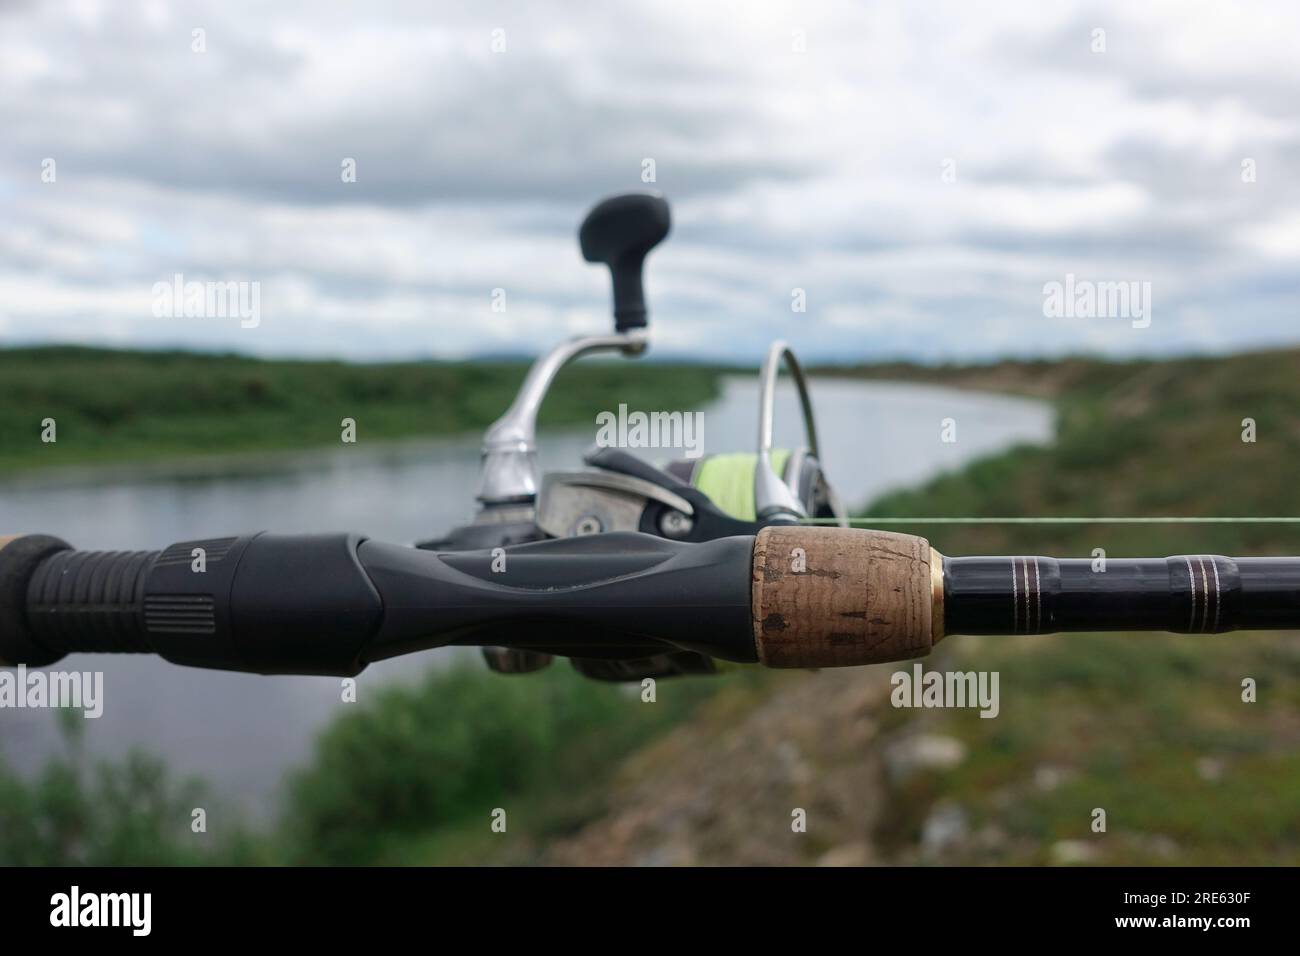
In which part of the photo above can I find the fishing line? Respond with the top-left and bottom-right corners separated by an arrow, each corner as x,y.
801,517 -> 1300,524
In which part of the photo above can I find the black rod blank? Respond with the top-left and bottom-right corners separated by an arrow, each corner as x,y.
944,555 -> 1300,635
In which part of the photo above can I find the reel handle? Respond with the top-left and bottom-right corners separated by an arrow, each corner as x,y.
579,193 -> 670,331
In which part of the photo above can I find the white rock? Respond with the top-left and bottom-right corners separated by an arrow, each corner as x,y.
885,733 -> 968,783
921,801 -> 968,857
1195,757 -> 1225,782
1033,764 -> 1075,791
1050,839 -> 1100,865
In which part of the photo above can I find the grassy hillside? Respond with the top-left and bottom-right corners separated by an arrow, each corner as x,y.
839,349 -> 1300,864
0,347 -> 726,474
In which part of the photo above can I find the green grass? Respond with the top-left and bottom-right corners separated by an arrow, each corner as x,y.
275,662 -> 727,865
877,633 -> 1300,864
0,713 -> 264,866
0,346 -> 728,475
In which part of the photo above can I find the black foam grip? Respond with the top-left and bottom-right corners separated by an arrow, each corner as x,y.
27,549 -> 159,654
0,535 -> 73,666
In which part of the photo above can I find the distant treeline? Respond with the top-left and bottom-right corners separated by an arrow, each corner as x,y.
0,346 -> 730,474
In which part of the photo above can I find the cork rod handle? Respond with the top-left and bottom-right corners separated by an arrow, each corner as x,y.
750,526 -> 944,668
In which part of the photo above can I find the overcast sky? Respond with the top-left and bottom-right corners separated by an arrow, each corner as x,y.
2,0 -> 1297,362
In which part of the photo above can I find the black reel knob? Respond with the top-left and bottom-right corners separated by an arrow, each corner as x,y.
579,193 -> 671,331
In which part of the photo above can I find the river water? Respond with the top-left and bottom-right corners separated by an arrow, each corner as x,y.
0,377 -> 1052,816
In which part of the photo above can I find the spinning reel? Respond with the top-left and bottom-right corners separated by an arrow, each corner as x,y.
424,193 -> 846,679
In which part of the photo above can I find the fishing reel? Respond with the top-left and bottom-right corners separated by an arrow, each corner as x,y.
425,193 -> 845,679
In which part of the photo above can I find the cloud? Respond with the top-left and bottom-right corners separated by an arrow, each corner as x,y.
1,0 -> 1298,361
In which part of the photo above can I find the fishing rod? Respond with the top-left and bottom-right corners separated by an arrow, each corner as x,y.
2,193 -> 1298,679
3,527 -> 1299,676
